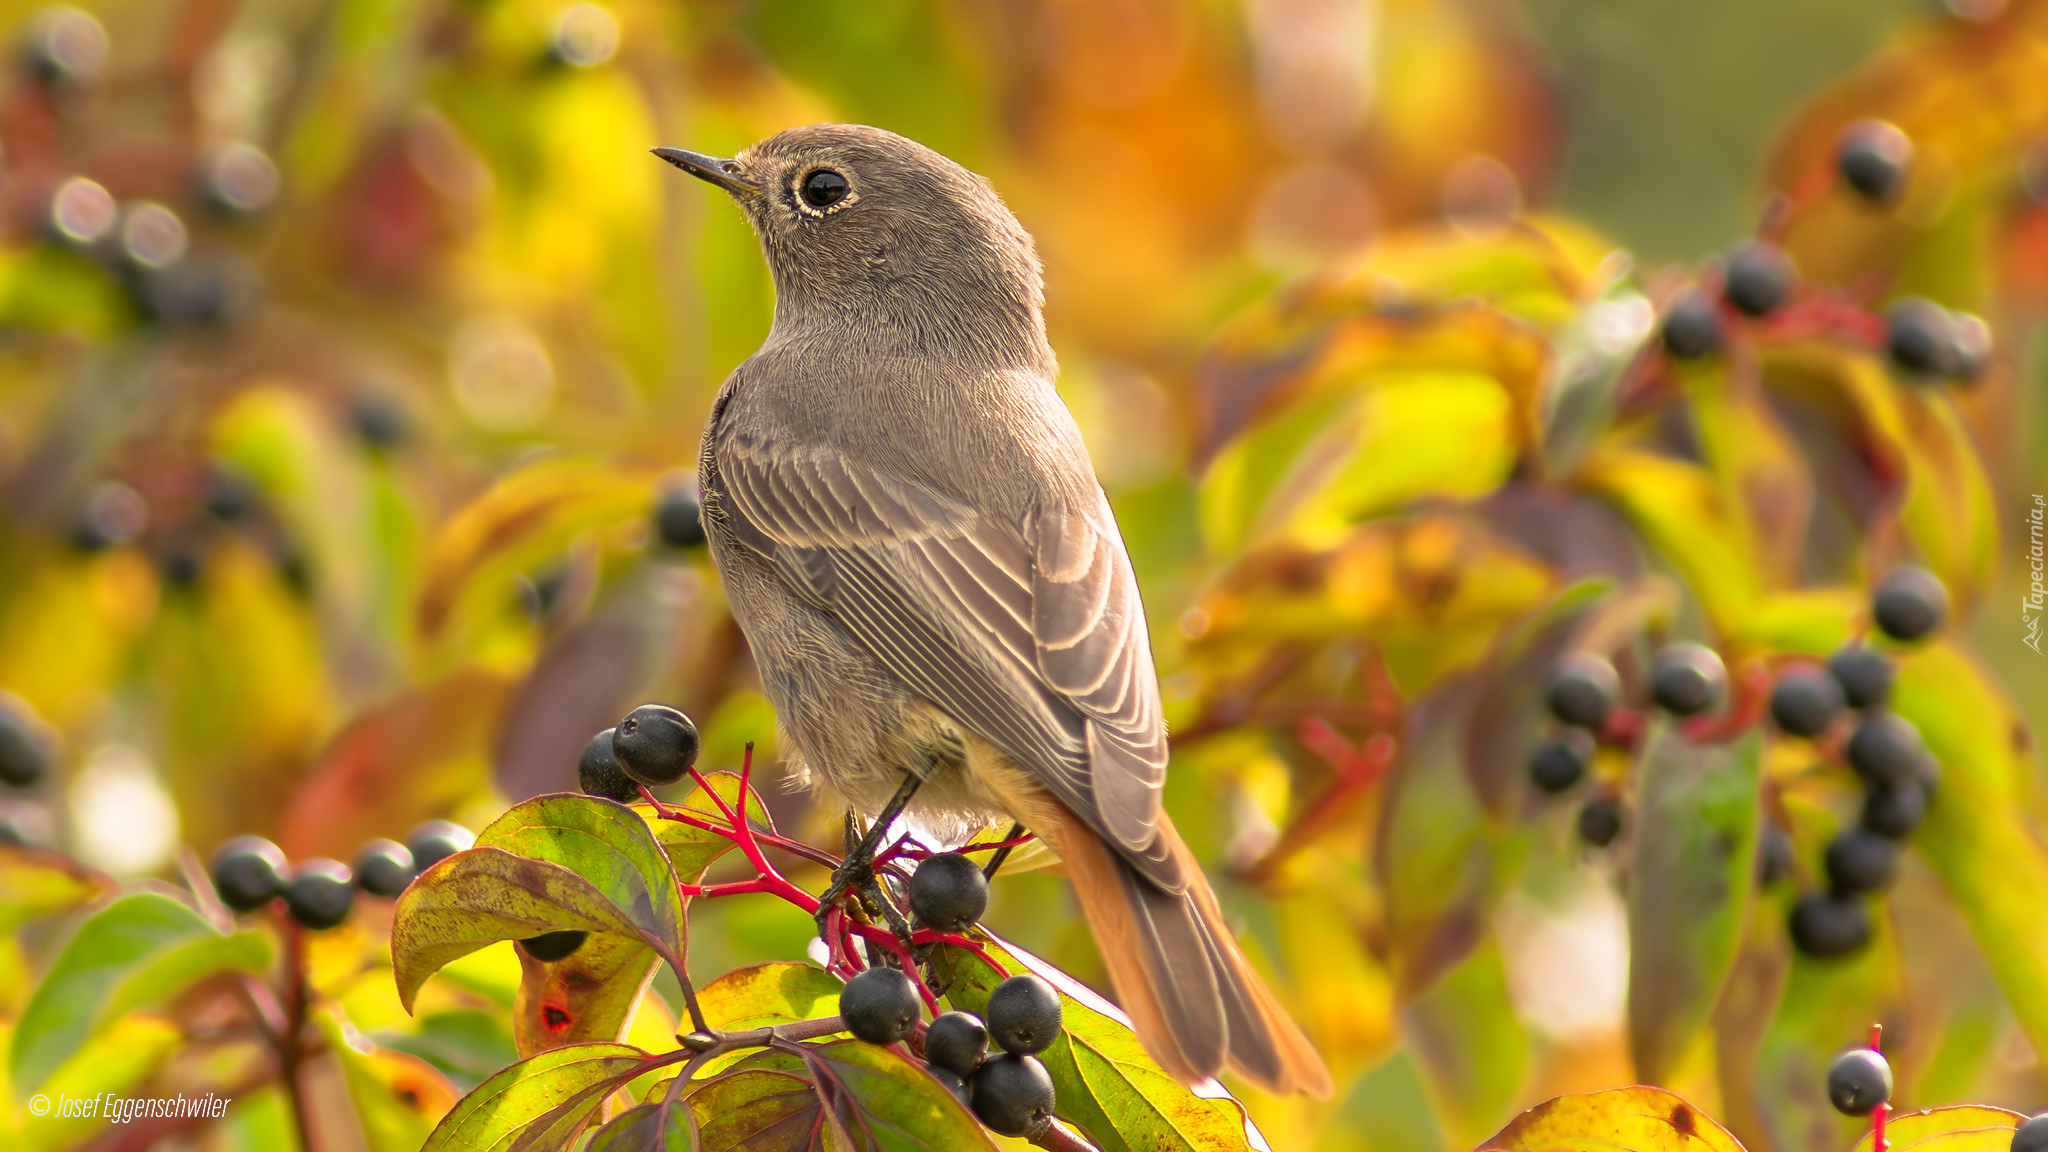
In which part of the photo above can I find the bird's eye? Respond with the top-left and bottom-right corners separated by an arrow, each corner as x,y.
800,169 -> 849,209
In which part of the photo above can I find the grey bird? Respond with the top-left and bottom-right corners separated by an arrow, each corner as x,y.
654,123 -> 1330,1096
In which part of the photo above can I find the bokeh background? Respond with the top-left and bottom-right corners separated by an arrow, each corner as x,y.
3,0 -> 2048,1149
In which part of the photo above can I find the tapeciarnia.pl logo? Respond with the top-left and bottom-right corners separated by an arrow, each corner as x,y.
2027,494 -> 2044,655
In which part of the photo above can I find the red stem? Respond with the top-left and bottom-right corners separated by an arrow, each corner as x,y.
1870,1023 -> 1889,1152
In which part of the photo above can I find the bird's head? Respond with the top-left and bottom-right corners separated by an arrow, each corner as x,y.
654,124 -> 1047,364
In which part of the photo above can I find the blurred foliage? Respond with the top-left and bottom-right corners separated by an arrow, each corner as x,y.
0,0 -> 2046,1149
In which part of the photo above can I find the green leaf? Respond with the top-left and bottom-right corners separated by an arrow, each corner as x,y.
394,792 -> 692,1013
683,1067 -> 824,1150
1401,941 -> 1530,1148
477,794 -> 689,955
1463,579 -> 1614,818
0,846 -> 108,933
1576,448 -> 1761,631
421,1041 -> 648,1152
10,892 -> 249,1094
931,939 -> 1253,1152
588,1097 -> 701,1152
716,1039 -> 999,1151
1891,641 -> 2048,1075
315,1009 -> 458,1152
1626,726 -> 1763,1084
393,846 -> 670,1013
18,1014 -> 184,1151
1851,1106 -> 2024,1152
698,962 -> 843,1031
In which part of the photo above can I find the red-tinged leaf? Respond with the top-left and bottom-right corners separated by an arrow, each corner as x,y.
281,666 -> 513,859
512,930 -> 660,1058
1464,578 -> 1615,817
1850,1107 -> 2025,1152
420,1042 -> 648,1152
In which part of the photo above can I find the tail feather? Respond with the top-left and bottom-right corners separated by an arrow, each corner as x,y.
1046,804 -> 1333,1098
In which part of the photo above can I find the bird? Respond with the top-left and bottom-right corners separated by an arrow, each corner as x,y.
654,123 -> 1331,1097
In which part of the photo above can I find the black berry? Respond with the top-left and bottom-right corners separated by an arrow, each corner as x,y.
406,820 -> 475,873
351,396 -> 407,449
24,6 -> 107,87
1885,298 -> 1960,379
579,728 -> 640,803
611,704 -> 699,788
909,853 -> 990,934
1789,892 -> 1871,957
353,839 -> 415,898
517,930 -> 588,963
2012,1114 -> 2048,1152
1578,796 -> 1624,847
1837,120 -> 1913,203
1847,713 -> 1925,786
1547,653 -> 1620,730
841,966 -> 921,1045
1529,731 -> 1593,794
1758,825 -> 1797,886
285,859 -> 356,930
1826,1048 -> 1893,1117
1873,567 -> 1948,642
1824,829 -> 1899,895
1828,648 -> 1894,710
970,1053 -> 1055,1138
929,1067 -> 971,1108
924,1011 -> 990,1079
1862,780 -> 1926,840
985,974 -> 1063,1056
1661,292 -> 1724,360
1724,242 -> 1796,317
1650,644 -> 1725,716
655,488 -> 706,549
213,835 -> 288,912
0,709 -> 50,788
1771,670 -> 1844,737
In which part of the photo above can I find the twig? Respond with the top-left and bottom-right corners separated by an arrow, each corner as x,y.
1034,1119 -> 1107,1152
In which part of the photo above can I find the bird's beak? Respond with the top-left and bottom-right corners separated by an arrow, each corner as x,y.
651,147 -> 758,196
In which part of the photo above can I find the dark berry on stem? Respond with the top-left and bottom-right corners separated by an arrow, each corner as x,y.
213,835 -> 288,912
2012,1115 -> 2048,1152
353,839 -> 415,897
0,710 -> 49,788
1771,671 -> 1844,737
929,1067 -> 971,1108
986,974 -> 1063,1056
1826,1048 -> 1893,1117
1825,829 -> 1899,895
406,820 -> 475,873
924,1011 -> 990,1079
1650,644 -> 1725,716
1529,731 -> 1593,794
908,853 -> 990,933
1837,120 -> 1913,203
1661,292 -> 1724,360
1862,780 -> 1927,840
1873,567 -> 1948,642
1790,892 -> 1871,957
1828,648 -> 1894,710
841,967 -> 921,1045
1547,653 -> 1620,730
1758,825 -> 1797,886
579,728 -> 640,803
611,704 -> 699,788
970,1053 -> 1056,1138
1885,298 -> 1960,379
285,859 -> 355,930
1724,242 -> 1796,317
654,489 -> 706,549
517,930 -> 588,963
1847,713 -> 1925,786
1578,797 -> 1624,847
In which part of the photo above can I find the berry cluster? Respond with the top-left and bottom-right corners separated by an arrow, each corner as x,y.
209,819 -> 474,930
1776,569 -> 1947,958
843,965 -> 1063,1138
0,703 -> 53,792
1526,567 -> 1951,960
1528,643 -> 1729,848
578,703 -> 703,800
1656,119 -> 1990,389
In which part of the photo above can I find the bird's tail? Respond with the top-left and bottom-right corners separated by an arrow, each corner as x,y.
1042,803 -> 1333,1098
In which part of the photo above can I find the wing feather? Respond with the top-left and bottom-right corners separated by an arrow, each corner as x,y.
715,428 -> 1179,890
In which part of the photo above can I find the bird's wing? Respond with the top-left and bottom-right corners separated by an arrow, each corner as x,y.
711,426 -> 1180,891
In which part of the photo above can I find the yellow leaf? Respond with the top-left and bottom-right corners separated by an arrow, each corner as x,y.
1481,1086 -> 1745,1152
1850,1107 -> 2024,1152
